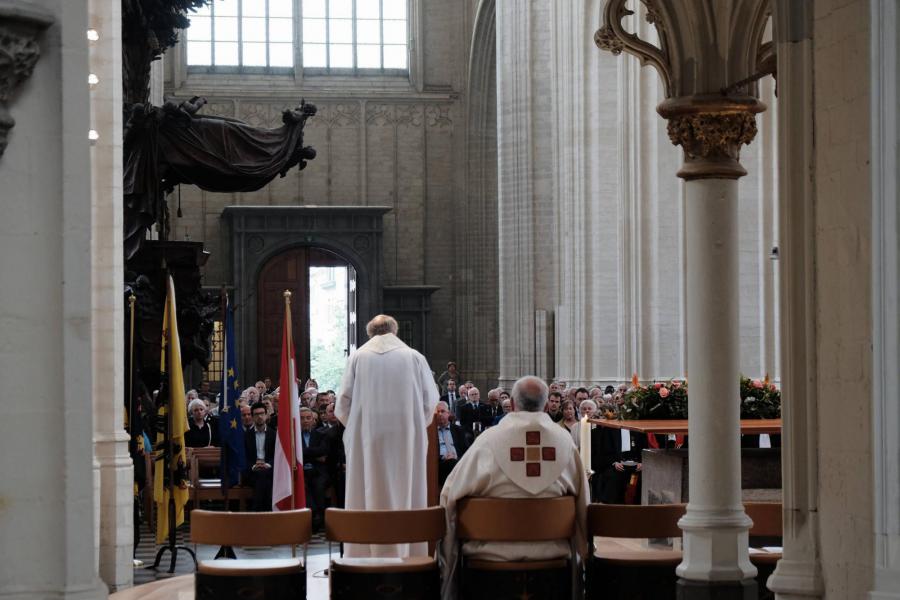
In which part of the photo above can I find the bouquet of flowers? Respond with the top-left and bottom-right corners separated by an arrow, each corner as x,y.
739,375 -> 781,419
620,374 -> 781,420
619,374 -> 689,420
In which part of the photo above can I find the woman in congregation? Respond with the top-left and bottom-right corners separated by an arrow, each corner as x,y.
559,398 -> 581,447
185,398 -> 219,448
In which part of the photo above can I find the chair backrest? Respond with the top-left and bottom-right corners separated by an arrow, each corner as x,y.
190,509 -> 312,547
587,504 -> 686,539
325,507 -> 446,545
745,502 -> 782,537
456,497 -> 576,542
189,447 -> 221,468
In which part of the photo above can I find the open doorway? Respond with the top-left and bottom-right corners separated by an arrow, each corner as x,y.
309,261 -> 357,392
256,247 -> 356,388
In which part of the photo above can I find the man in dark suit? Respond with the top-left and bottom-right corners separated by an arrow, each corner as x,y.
592,424 -> 650,504
459,386 -> 492,435
243,401 -> 277,511
300,407 -> 331,530
439,379 -> 462,421
321,404 -> 347,508
434,401 -> 469,487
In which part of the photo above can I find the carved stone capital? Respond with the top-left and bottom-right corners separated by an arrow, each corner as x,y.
0,1 -> 54,159
596,0 -> 773,180
658,96 -> 765,180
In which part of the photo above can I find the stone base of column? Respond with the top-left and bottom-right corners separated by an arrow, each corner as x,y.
676,578 -> 757,600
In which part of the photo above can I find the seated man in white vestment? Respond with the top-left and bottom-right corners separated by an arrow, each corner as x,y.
438,376 -> 590,599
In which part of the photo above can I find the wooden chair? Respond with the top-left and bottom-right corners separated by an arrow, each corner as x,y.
190,509 -> 311,600
746,502 -> 782,600
586,503 -> 783,600
187,447 -> 254,511
455,496 -> 577,600
325,506 -> 446,600
586,503 -> 685,599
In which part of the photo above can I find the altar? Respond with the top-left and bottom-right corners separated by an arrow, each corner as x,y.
592,419 -> 783,504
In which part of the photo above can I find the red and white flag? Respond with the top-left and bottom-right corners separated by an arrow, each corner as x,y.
272,293 -> 305,511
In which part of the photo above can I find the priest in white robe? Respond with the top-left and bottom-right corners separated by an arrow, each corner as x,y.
438,376 -> 590,600
336,314 -> 439,557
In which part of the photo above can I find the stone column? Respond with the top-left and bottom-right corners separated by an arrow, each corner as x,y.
597,1 -> 771,597
89,0 -> 132,591
496,0 -> 557,388
0,0 -> 108,598
868,2 -> 900,598
765,2 -> 824,599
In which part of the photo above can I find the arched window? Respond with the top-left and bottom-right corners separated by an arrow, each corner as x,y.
185,0 -> 409,74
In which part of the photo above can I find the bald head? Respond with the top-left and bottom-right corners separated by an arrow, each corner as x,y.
511,376 -> 549,413
366,314 -> 399,337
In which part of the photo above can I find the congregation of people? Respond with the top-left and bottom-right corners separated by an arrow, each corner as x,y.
179,356 -> 656,533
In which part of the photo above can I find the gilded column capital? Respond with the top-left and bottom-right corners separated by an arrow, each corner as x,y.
658,96 -> 765,180
596,0 -> 772,180
0,1 -> 54,159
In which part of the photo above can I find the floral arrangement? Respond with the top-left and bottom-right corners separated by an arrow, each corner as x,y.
619,374 -> 780,420
739,375 -> 781,419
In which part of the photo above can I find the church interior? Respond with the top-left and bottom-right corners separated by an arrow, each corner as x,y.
1,0 -> 898,598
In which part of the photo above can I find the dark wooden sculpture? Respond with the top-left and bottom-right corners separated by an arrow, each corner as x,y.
120,0 -> 317,387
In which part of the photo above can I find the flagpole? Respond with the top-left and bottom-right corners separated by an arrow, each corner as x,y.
127,293 -> 136,454
220,287 -> 228,501
284,290 -> 297,512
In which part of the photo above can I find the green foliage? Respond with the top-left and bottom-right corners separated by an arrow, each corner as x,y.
308,301 -> 348,393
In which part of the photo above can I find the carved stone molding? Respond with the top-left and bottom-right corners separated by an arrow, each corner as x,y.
0,1 -> 53,159
596,0 -> 772,179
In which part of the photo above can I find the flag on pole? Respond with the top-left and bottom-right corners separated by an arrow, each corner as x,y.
153,275 -> 190,543
219,296 -> 246,490
273,291 -> 305,511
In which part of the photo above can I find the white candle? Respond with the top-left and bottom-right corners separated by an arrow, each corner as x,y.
580,416 -> 592,475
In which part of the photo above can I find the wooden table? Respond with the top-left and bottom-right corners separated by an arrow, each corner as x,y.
590,418 -> 782,435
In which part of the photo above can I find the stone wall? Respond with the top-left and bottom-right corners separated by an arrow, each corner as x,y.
813,0 -> 874,596
163,0 -> 474,380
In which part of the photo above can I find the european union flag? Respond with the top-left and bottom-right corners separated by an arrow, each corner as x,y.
219,298 -> 246,489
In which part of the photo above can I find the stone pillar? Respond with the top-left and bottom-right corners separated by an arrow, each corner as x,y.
765,2 -> 824,599
89,0 -> 132,591
496,0 -> 557,388
0,0 -> 108,598
551,0 -> 622,388
597,1 -> 771,596
868,2 -> 900,598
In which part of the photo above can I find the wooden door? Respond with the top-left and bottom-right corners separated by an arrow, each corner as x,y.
257,247 -> 351,385
257,248 -> 309,385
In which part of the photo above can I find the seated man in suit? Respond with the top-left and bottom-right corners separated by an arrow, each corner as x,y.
439,376 -> 590,600
243,401 -> 276,511
459,386 -> 491,435
434,401 -> 469,486
300,407 -> 331,530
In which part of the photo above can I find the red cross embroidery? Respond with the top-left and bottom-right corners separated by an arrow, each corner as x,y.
509,430 -> 556,477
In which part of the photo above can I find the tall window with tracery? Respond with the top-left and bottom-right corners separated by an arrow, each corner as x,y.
302,0 -> 408,72
187,0 -> 294,69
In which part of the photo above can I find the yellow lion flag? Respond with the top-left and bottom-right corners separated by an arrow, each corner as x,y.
153,275 -> 190,544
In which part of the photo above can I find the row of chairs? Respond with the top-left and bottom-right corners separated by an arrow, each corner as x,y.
190,500 -> 782,600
